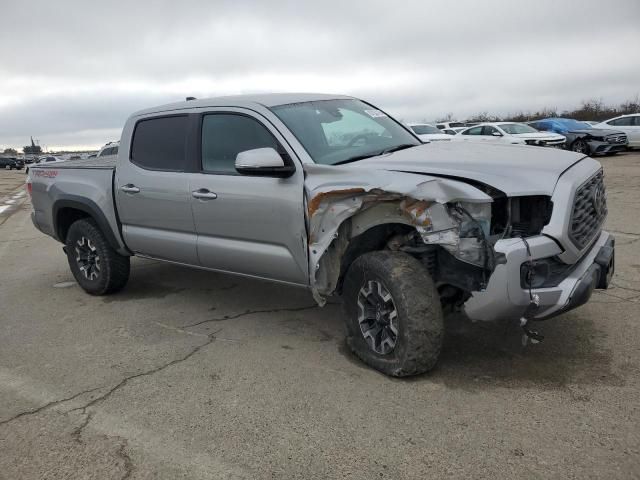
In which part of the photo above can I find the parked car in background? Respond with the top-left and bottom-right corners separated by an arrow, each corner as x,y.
455,122 -> 566,147
97,141 -> 120,158
407,123 -> 453,142
592,114 -> 640,149
435,121 -> 466,130
0,157 -> 24,170
529,118 -> 628,155
442,127 -> 467,135
26,156 -> 63,174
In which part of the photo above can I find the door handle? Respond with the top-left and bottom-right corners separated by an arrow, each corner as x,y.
192,189 -> 218,200
121,184 -> 140,194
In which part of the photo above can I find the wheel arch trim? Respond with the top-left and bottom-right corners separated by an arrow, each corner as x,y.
52,196 -> 126,253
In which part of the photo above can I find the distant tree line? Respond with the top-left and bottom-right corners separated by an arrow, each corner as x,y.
436,96 -> 640,123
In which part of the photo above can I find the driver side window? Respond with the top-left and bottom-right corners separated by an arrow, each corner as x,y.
201,114 -> 280,174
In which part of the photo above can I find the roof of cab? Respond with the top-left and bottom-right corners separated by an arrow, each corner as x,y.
131,93 -> 355,117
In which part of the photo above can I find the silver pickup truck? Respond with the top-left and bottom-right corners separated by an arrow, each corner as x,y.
28,93 -> 615,376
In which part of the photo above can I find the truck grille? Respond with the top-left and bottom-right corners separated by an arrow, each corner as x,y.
606,133 -> 627,144
569,170 -> 607,249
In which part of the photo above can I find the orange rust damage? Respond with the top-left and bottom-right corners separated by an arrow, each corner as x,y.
400,199 -> 433,226
307,188 -> 366,217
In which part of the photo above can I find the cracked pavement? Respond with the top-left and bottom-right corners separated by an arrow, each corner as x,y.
1,155 -> 640,479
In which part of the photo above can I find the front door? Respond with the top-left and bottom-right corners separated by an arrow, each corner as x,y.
115,114 -> 199,265
188,110 -> 308,285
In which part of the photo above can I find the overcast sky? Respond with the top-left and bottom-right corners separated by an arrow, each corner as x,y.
1,0 -> 639,151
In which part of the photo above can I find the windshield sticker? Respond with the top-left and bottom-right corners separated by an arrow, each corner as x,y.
364,109 -> 387,118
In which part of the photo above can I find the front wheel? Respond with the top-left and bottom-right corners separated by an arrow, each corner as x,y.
342,251 -> 444,377
65,218 -> 130,295
571,139 -> 590,154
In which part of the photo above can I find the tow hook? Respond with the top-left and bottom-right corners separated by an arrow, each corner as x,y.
520,294 -> 544,346
520,317 -> 544,345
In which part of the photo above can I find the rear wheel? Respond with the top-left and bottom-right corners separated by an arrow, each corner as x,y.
342,251 -> 444,377
65,218 -> 130,295
571,139 -> 590,154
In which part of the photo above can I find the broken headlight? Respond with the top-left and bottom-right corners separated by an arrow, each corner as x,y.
455,202 -> 491,239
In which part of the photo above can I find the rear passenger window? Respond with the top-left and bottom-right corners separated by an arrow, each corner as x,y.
131,116 -> 188,171
201,114 -> 279,174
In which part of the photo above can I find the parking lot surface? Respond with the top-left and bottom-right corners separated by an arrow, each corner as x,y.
1,156 -> 639,479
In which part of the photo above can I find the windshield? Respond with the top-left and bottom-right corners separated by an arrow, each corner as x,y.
270,99 -> 420,165
410,125 -> 441,135
498,123 -> 539,134
557,119 -> 592,130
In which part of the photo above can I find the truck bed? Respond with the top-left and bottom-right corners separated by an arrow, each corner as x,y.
29,157 -> 128,254
33,157 -> 116,169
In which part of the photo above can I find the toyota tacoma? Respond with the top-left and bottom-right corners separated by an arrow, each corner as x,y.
28,93 -> 615,376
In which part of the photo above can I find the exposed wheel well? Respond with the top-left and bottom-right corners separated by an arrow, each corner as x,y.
335,223 -> 414,294
56,207 -> 91,243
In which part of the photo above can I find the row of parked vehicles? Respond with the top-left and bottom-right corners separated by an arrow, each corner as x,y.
408,113 -> 640,156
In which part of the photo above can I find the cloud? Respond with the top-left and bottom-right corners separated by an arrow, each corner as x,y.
1,0 -> 639,150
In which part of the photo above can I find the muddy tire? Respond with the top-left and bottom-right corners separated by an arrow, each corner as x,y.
342,251 -> 444,377
65,218 -> 130,295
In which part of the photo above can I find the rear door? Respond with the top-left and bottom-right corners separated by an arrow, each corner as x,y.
115,114 -> 199,265
187,108 -> 308,285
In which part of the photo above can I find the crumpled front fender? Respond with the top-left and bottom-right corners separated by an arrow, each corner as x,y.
303,164 -> 493,304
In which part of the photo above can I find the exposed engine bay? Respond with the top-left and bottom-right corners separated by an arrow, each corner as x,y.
303,164 -> 553,308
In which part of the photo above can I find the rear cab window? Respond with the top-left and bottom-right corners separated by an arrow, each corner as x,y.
130,116 -> 189,171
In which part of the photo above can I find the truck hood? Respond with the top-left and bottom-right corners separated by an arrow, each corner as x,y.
343,142 -> 586,196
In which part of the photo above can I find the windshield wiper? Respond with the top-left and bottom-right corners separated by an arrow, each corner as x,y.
379,143 -> 418,155
333,143 -> 419,165
333,153 -> 379,165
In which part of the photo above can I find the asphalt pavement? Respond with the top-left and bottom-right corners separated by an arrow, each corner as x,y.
0,156 -> 639,479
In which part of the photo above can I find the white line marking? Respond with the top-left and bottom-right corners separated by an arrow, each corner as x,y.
0,205 -> 10,214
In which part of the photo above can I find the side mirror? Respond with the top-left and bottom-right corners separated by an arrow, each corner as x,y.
235,148 -> 295,178
491,131 -> 502,137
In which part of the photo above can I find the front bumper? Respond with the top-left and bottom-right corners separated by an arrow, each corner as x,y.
464,230 -> 614,322
589,140 -> 628,155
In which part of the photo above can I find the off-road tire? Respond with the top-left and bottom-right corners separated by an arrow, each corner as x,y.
65,218 -> 130,295
342,251 -> 444,377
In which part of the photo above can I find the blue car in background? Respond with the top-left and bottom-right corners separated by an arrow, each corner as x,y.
528,118 -> 628,156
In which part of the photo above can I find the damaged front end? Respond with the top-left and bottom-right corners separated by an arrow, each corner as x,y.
304,164 -> 498,306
